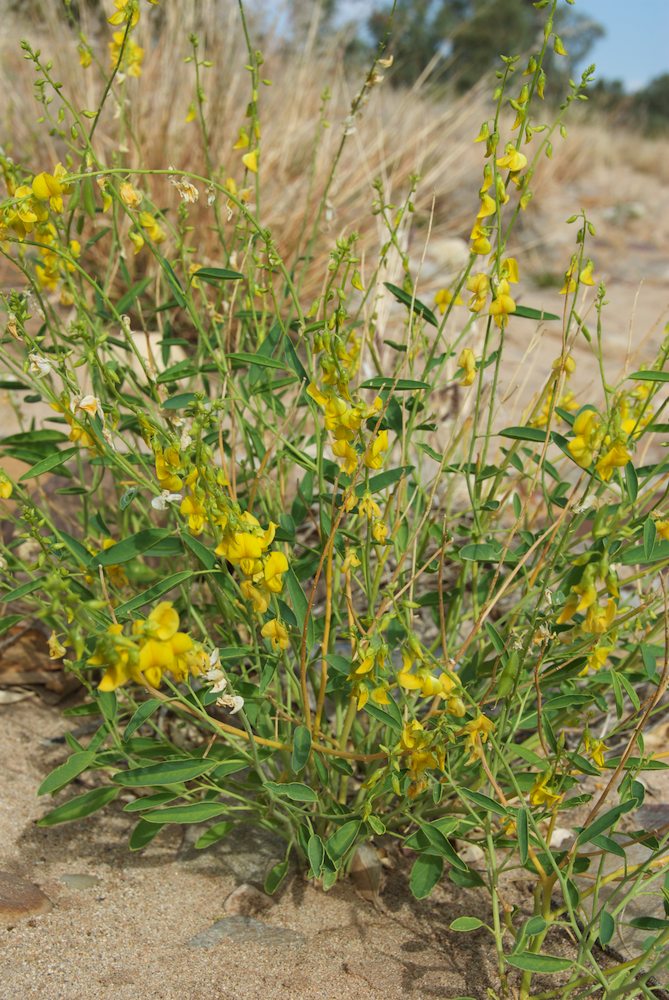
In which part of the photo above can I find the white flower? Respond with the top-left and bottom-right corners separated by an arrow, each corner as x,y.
76,394 -> 102,418
169,167 -> 199,204
28,353 -> 52,376
151,490 -> 183,510
209,648 -> 220,669
216,693 -> 244,714
205,665 -> 227,694
179,427 -> 193,451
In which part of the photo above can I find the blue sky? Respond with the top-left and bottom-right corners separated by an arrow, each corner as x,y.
576,0 -> 668,91
333,0 -> 668,93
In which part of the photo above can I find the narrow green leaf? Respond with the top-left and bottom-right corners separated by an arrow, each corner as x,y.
599,910 -> 615,945
628,370 -> 669,383
506,953 -> 572,973
123,792 -> 179,812
1,579 -> 42,603
410,854 -> 443,899
576,800 -> 637,845
624,462 -> 638,503
0,614 -> 23,635
123,699 -> 162,740
264,780 -> 317,802
643,518 -> 657,561
37,786 -> 120,826
264,858 -> 290,895
517,807 -> 529,865
449,916 -> 485,932
113,758 -> 216,787
140,801 -> 229,824
19,447 -> 78,481
384,281 -> 439,328
93,529 -> 170,566
38,751 -> 96,796
194,821 -> 234,849
307,833 -> 325,877
156,255 -> 187,308
114,571 -> 193,616
359,376 -> 430,391
192,266 -> 243,283
325,820 -> 361,862
512,305 -> 560,322
129,818 -> 164,850
499,426 -> 548,443
162,392 -> 198,410
629,916 -> 669,930
291,725 -> 312,774
227,352 -> 285,370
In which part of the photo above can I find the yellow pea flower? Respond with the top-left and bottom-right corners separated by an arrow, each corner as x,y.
458,348 -> 476,387
434,288 -> 463,313
0,471 -> 13,499
120,181 -> 142,209
147,601 -> 180,641
242,150 -> 259,174
489,278 -> 516,327
261,618 -> 290,651
138,211 -> 166,244
595,442 -> 630,481
32,164 -> 68,212
466,273 -> 490,312
470,222 -> 491,255
363,429 -> 389,470
496,144 -> 527,172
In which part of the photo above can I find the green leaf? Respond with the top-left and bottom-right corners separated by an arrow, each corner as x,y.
517,807 -> 529,865
449,916 -> 485,932
410,854 -> 443,899
359,376 -> 430,391
1,579 -> 42,603
38,750 -> 96,796
182,532 -> 217,570
629,916 -> 669,930
129,818 -> 164,850
162,392 -> 198,410
576,800 -> 637,845
0,614 -> 24,635
93,529 -> 170,566
227,352 -> 285,371
625,462 -> 638,503
291,725 -> 312,774
307,833 -> 325,877
123,792 -> 179,812
192,266 -> 243,283
264,780 -> 317,802
360,466 -> 414,495
628,370 -> 669,383
506,953 -> 572,973
384,281 -> 439,329
113,758 -> 216,787
363,697 -> 403,733
194,821 -> 234,849
37,786 -> 120,826
325,820 -> 361,862
140,801 -> 229,824
417,823 -> 469,870
499,426 -> 548,443
285,567 -> 315,648
599,910 -> 615,945
123,699 -> 162,740
643,518 -> 657,561
114,571 -> 193,616
459,542 -> 502,562
155,359 -> 198,384
460,789 -> 508,818
512,304 -> 560,322
264,858 -> 290,895
19,447 -> 78,481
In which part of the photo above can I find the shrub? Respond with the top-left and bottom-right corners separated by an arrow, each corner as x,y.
1,1 -> 668,996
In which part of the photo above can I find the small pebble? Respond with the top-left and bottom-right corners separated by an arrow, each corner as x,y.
188,915 -> 304,949
0,871 -> 52,923
60,874 -> 100,890
223,883 -> 273,916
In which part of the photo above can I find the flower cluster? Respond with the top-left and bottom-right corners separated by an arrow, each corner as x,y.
216,511 -> 288,615
90,600 -> 209,691
567,386 -> 651,481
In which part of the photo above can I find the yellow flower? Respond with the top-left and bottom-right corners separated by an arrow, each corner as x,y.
434,288 -> 463,313
501,257 -> 519,283
332,438 -> 358,475
119,181 -> 142,209
584,733 -> 606,768
0,472 -> 12,499
48,632 -> 66,660
583,599 -> 616,636
129,230 -> 144,254
180,495 -> 206,535
363,430 -> 389,471
233,127 -> 250,149
372,519 -> 388,544
147,601 -> 179,641
109,31 -> 144,76
155,446 -> 182,491
656,520 -> 669,541
263,550 -> 288,594
530,773 -> 562,808
242,150 -> 259,174
477,192 -> 496,219
466,273 -> 490,313
461,714 -> 494,761
32,164 -> 68,212
595,443 -> 630,482
568,409 -> 600,468
359,492 -> 381,519
496,144 -> 527,172
108,0 -> 140,27
489,278 -> 516,327
138,211 -> 166,244
470,222 -> 491,256
458,348 -> 476,387
261,618 -> 290,651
